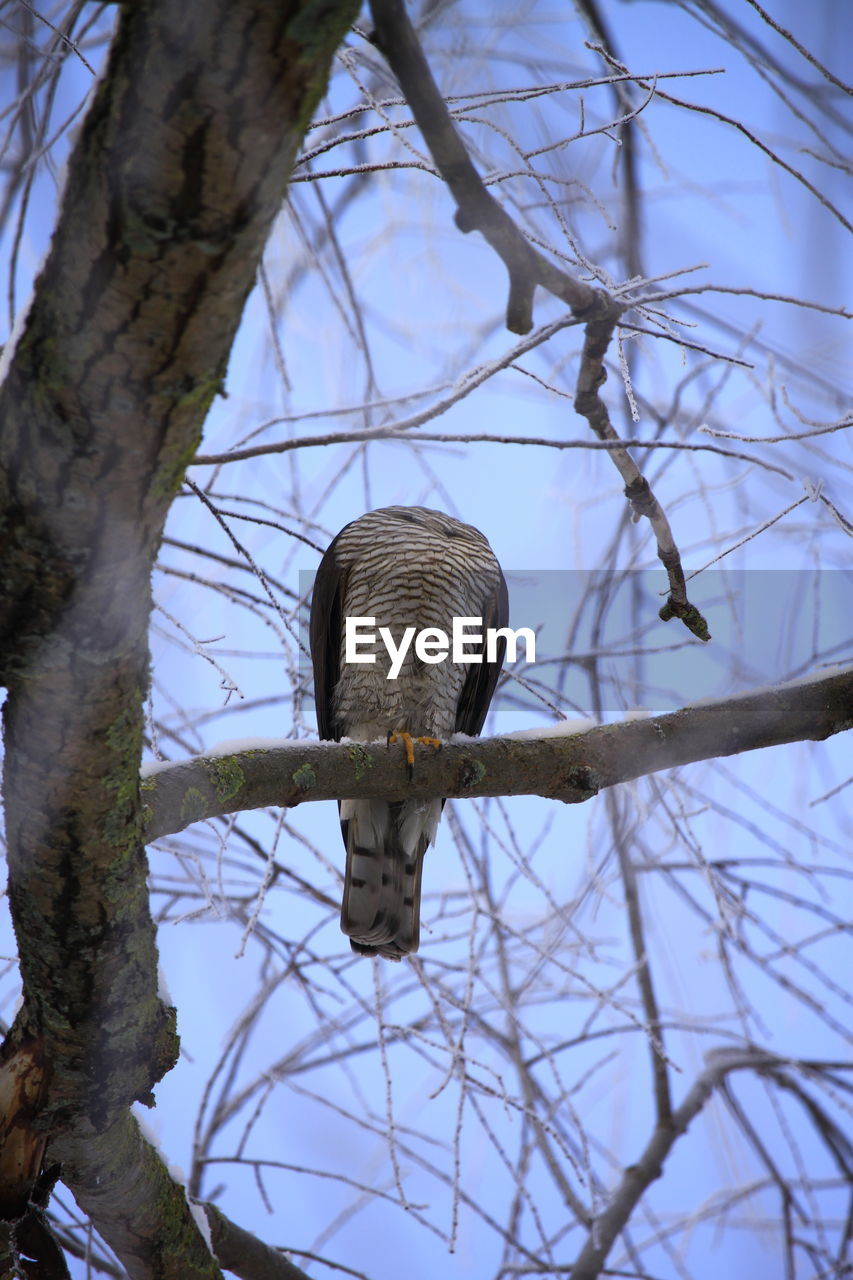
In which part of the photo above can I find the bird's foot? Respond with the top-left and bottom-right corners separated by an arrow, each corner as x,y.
387,731 -> 443,779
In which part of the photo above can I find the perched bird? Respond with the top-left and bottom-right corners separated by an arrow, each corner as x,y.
310,506 -> 508,959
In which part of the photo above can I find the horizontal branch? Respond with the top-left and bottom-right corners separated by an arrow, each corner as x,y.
143,667 -> 853,840
189,423 -> 794,481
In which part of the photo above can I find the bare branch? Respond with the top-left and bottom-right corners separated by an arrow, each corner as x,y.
192,428 -> 796,481
367,0 -> 602,332
569,1048 -> 849,1280
143,667 -> 853,839
366,0 -> 708,639
202,1202 -> 316,1280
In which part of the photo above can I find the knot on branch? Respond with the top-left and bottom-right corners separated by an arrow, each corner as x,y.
453,205 -> 478,234
561,765 -> 602,802
573,289 -> 623,326
506,272 -> 536,334
624,475 -> 656,518
659,597 -> 711,642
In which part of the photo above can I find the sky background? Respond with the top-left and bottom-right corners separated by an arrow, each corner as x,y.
0,2 -> 851,1277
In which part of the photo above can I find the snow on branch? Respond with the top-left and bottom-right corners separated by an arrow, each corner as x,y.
143,666 -> 853,840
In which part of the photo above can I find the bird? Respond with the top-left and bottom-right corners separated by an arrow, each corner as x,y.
310,506 -> 508,960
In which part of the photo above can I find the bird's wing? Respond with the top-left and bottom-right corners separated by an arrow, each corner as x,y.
309,535 -> 346,742
454,566 -> 509,736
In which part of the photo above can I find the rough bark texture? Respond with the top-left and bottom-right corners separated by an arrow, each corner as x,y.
55,1111 -> 223,1280
0,1 -> 359,1274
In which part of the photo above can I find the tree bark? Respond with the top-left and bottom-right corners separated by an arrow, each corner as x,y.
0,1 -> 359,1274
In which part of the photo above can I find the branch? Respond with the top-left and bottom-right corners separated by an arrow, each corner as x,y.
368,0 -> 601,332
52,1112 -> 223,1280
569,1048 -> 831,1280
202,1204 -> 316,1280
367,0 -> 708,639
189,428 -> 797,483
143,667 -> 853,839
607,792 -> 673,1125
47,1111 -> 323,1280
574,311 -> 711,640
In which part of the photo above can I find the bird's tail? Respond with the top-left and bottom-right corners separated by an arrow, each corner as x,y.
338,798 -> 440,960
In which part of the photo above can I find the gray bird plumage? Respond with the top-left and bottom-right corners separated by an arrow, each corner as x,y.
310,506 -> 508,959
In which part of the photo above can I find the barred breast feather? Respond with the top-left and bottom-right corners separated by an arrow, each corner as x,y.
310,506 -> 508,959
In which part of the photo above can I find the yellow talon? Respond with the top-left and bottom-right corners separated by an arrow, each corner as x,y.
387,732 -> 443,778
